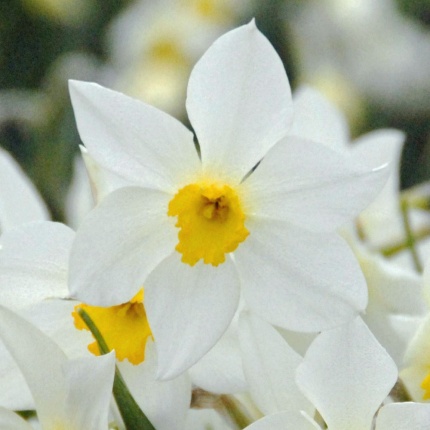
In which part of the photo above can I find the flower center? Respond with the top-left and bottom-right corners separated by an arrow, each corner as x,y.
421,372 -> 430,399
168,182 -> 249,266
72,289 -> 152,365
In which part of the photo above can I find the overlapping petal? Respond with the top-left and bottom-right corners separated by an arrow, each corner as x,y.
238,312 -> 313,415
120,340 -> 192,430
145,253 -> 240,379
189,320 -> 247,395
296,317 -> 397,430
69,80 -> 201,193
241,137 -> 389,233
376,402 -> 430,430
0,148 -> 49,232
0,304 -> 115,430
63,353 -> 115,430
69,187 -> 177,306
186,20 -> 292,182
235,219 -> 367,332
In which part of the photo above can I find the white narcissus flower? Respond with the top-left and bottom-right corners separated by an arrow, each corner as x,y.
0,221 -> 192,430
246,317 -> 430,430
0,304 -> 115,430
69,21 -> 389,379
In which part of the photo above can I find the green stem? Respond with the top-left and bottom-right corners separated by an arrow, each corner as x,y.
400,199 -> 423,272
381,225 -> 430,257
77,308 -> 156,430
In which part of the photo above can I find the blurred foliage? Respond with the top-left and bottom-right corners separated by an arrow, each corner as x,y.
397,0 -> 430,25
0,0 -> 131,220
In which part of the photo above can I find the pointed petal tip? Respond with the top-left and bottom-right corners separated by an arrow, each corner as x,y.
248,18 -> 257,29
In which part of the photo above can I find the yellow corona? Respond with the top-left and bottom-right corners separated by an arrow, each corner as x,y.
72,289 -> 152,365
168,182 -> 249,266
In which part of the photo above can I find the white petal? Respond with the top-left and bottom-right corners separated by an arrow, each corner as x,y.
352,129 -> 405,173
0,299 -> 88,411
0,407 -> 32,430
145,253 -> 240,379
21,299 -> 92,361
245,411 -> 320,430
238,312 -> 313,415
421,253 -> 430,308
0,148 -> 49,232
69,80 -> 200,192
65,152 -> 94,229
186,21 -> 292,182
290,86 -> 349,151
242,138 -> 389,233
401,314 -> 430,401
189,319 -> 247,394
79,145 -> 130,203
185,409 -> 229,430
357,246 -> 426,366
296,317 -> 398,430
0,305 -> 68,428
63,352 -> 115,430
120,340 -> 191,430
376,402 -> 430,430
0,344 -> 33,410
69,187 -> 176,306
0,222 -> 73,309
235,219 -> 367,332
358,247 -> 425,316
352,129 -> 405,246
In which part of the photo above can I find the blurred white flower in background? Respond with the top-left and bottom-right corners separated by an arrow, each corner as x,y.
290,0 -> 430,122
105,0 -> 252,118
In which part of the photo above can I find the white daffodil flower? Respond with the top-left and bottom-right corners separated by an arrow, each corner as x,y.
0,148 -> 49,233
69,21 -> 389,379
246,316 -> 430,430
0,304 -> 116,430
0,221 -> 191,428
